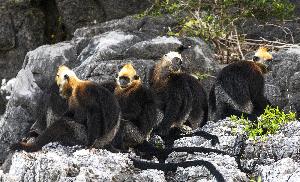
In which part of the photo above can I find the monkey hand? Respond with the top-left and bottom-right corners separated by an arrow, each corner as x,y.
10,141 -> 39,152
10,141 -> 27,151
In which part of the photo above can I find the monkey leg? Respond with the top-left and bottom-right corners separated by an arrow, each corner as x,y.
91,119 -> 120,149
10,117 -> 85,152
156,95 -> 189,137
251,94 -> 271,116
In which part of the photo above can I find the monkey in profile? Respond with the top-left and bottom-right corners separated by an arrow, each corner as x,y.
11,65 -> 121,151
149,51 -> 208,137
112,63 -> 159,150
209,47 -> 273,121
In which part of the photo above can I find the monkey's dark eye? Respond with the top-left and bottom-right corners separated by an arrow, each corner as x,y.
133,75 -> 140,80
253,56 -> 260,62
64,74 -> 69,80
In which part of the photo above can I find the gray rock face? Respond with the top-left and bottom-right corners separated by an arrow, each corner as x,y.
0,0 -> 152,83
173,118 -> 300,180
55,0 -> 106,37
257,158 -> 300,182
0,69 -> 43,164
0,1 -> 45,81
265,46 -> 300,117
0,143 -> 170,181
0,11 -> 15,51
23,42 -> 78,90
242,120 -> 300,170
239,18 -> 300,44
100,0 -> 152,21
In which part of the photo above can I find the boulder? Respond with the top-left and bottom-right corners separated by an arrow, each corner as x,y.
265,46 -> 300,117
0,69 -> 43,164
174,118 -> 300,178
239,18 -> 300,44
55,0 -> 106,38
0,1 -> 45,81
257,158 -> 300,182
0,0 -> 153,83
100,0 -> 152,21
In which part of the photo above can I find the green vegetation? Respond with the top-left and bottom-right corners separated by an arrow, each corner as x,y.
192,72 -> 211,80
250,176 -> 262,182
230,106 -> 296,141
140,0 -> 295,62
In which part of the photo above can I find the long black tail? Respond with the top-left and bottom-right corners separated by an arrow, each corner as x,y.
136,140 -> 228,162
209,84 -> 216,113
131,157 -> 226,182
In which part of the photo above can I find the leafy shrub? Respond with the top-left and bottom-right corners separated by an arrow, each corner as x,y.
140,0 -> 295,62
230,106 -> 296,141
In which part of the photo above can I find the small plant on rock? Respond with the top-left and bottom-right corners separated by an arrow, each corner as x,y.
230,106 -> 296,141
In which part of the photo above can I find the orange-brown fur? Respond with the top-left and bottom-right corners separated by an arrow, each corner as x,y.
151,59 -> 171,89
10,65 -> 122,152
57,65 -> 121,147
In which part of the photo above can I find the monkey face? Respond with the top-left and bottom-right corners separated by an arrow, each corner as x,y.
253,47 -> 273,63
117,64 -> 140,89
161,51 -> 183,72
55,65 -> 76,98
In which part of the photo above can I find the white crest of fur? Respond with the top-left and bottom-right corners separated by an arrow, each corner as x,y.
162,51 -> 182,62
56,66 -> 77,93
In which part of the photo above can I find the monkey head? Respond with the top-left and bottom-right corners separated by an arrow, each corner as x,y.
55,65 -> 77,99
160,51 -> 183,73
253,46 -> 273,63
117,64 -> 141,89
252,46 -> 273,74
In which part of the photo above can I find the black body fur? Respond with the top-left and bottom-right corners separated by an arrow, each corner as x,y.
209,61 -> 271,121
150,71 -> 208,137
113,81 -> 159,150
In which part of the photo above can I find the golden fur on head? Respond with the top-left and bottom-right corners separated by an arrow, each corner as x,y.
253,46 -> 273,62
118,63 -> 138,79
55,65 -> 79,99
116,63 -> 141,92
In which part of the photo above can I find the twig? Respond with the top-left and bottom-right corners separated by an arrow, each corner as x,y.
234,26 -> 244,60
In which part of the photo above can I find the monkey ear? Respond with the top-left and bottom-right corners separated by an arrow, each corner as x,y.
133,75 -> 140,80
64,74 -> 69,80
